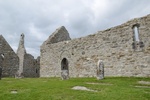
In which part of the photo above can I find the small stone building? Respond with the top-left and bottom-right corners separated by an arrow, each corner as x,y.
40,14 -> 150,78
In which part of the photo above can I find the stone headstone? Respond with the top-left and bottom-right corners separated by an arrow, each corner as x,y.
97,60 -> 104,80
61,70 -> 69,80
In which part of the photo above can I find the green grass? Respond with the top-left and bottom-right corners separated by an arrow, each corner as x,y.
0,77 -> 149,100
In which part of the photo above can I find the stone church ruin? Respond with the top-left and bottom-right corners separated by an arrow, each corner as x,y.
0,14 -> 150,78
16,33 -> 40,78
40,14 -> 150,78
0,34 -> 40,78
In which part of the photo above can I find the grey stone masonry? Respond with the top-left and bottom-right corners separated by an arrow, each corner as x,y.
17,33 -> 26,77
0,54 -> 5,79
40,14 -> 150,78
0,34 -> 39,78
17,33 -> 40,77
23,54 -> 40,77
43,26 -> 71,45
0,35 -> 19,77
97,60 -> 104,80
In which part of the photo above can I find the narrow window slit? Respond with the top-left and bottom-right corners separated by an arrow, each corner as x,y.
132,24 -> 144,51
133,26 -> 140,42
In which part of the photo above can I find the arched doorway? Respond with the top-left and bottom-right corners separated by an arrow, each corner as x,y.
61,58 -> 68,70
61,58 -> 69,80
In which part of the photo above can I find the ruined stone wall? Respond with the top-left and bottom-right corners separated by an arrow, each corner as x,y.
0,34 -> 40,78
40,14 -> 150,77
17,34 -> 40,77
23,54 -> 40,77
36,56 -> 40,77
0,35 -> 19,77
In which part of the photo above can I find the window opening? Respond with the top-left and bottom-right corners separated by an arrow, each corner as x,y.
133,26 -> 140,42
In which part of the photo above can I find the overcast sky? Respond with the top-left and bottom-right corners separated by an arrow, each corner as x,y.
0,0 -> 150,58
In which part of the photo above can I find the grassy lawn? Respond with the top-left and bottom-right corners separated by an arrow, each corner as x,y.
0,77 -> 149,100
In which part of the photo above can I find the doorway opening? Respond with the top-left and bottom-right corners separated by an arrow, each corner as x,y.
61,58 -> 69,70
61,58 -> 69,80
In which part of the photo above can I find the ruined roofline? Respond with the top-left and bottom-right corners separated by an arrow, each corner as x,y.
0,34 -> 16,54
17,33 -> 39,59
71,13 -> 150,40
0,35 -> 4,38
41,13 -> 150,48
41,26 -> 71,46
49,26 -> 68,38
97,14 -> 150,34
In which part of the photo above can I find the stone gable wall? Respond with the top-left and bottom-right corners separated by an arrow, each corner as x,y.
0,35 -> 19,77
40,14 -> 150,77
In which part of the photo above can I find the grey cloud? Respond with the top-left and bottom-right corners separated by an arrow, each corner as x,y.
0,0 -> 150,58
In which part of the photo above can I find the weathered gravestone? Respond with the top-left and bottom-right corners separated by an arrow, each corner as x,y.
97,60 -> 104,80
